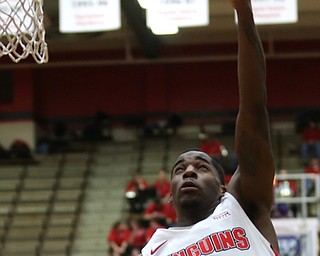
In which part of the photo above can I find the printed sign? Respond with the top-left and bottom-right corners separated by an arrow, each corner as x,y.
59,0 -> 121,33
252,0 -> 298,24
146,0 -> 209,28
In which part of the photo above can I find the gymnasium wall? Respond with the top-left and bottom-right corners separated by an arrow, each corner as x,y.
0,70 -> 35,149
32,57 -> 320,119
0,57 -> 319,148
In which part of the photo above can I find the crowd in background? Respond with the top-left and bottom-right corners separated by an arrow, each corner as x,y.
300,119 -> 320,166
272,118 -> 320,218
0,139 -> 33,160
2,113 -> 316,255
107,169 -> 175,256
107,117 -> 320,255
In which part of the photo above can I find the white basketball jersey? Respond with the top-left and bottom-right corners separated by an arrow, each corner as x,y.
141,192 -> 278,256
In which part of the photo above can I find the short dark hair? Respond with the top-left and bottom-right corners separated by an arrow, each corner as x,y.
171,148 -> 225,185
211,156 -> 225,186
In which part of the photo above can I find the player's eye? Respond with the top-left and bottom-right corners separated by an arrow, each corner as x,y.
173,166 -> 184,174
198,165 -> 208,171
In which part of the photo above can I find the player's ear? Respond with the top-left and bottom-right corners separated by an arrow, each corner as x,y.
220,185 -> 227,197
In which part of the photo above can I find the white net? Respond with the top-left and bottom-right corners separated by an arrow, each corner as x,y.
0,0 -> 48,64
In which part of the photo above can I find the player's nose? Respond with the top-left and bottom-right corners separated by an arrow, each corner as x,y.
183,165 -> 197,179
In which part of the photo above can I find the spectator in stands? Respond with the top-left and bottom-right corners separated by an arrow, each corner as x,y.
301,120 -> 320,165
9,139 -> 32,159
151,169 -> 171,200
198,126 -> 237,182
145,218 -> 166,243
51,120 -> 72,152
36,137 -> 51,155
125,172 -> 149,213
82,111 -> 112,141
274,169 -> 298,197
273,169 -> 298,217
304,158 -> 320,196
143,197 -> 177,225
163,113 -> 183,136
199,134 -> 222,158
271,203 -> 294,218
107,220 -> 131,256
199,133 -> 227,167
143,120 -> 162,138
127,218 -> 147,255
162,200 -> 177,225
304,158 -> 320,174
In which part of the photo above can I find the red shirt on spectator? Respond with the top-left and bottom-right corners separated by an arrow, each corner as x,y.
144,199 -> 177,224
153,170 -> 171,198
128,219 -> 146,248
125,174 -> 148,193
305,158 -> 320,174
107,221 -> 131,246
200,139 -> 222,157
302,122 -> 320,143
145,219 -> 165,242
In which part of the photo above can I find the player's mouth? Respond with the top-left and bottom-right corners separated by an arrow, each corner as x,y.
180,181 -> 199,192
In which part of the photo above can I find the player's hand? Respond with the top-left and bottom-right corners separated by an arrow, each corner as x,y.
230,0 -> 252,10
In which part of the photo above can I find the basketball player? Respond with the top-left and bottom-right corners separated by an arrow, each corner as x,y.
140,0 -> 280,255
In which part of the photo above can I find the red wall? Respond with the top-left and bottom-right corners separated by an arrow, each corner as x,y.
34,65 -> 147,118
1,57 -> 319,122
33,57 -> 320,120
267,58 -> 320,109
0,70 -> 34,115
33,61 -> 240,120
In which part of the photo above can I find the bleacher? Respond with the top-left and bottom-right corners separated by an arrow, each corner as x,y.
71,141 -> 140,256
0,150 -> 91,256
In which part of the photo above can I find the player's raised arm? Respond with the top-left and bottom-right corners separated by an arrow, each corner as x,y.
140,1 -> 280,255
227,0 -> 275,219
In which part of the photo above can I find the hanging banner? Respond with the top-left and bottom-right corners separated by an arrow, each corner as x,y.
251,0 -> 298,24
146,0 -> 209,28
59,0 -> 121,33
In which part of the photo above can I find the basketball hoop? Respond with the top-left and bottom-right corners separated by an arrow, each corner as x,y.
0,0 -> 48,64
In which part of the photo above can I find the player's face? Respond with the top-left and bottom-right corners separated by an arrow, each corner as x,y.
171,150 -> 222,209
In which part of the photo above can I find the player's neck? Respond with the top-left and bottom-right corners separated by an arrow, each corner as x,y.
177,200 -> 220,227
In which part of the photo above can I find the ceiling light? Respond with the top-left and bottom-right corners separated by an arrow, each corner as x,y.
150,23 -> 179,35
137,0 -> 150,9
